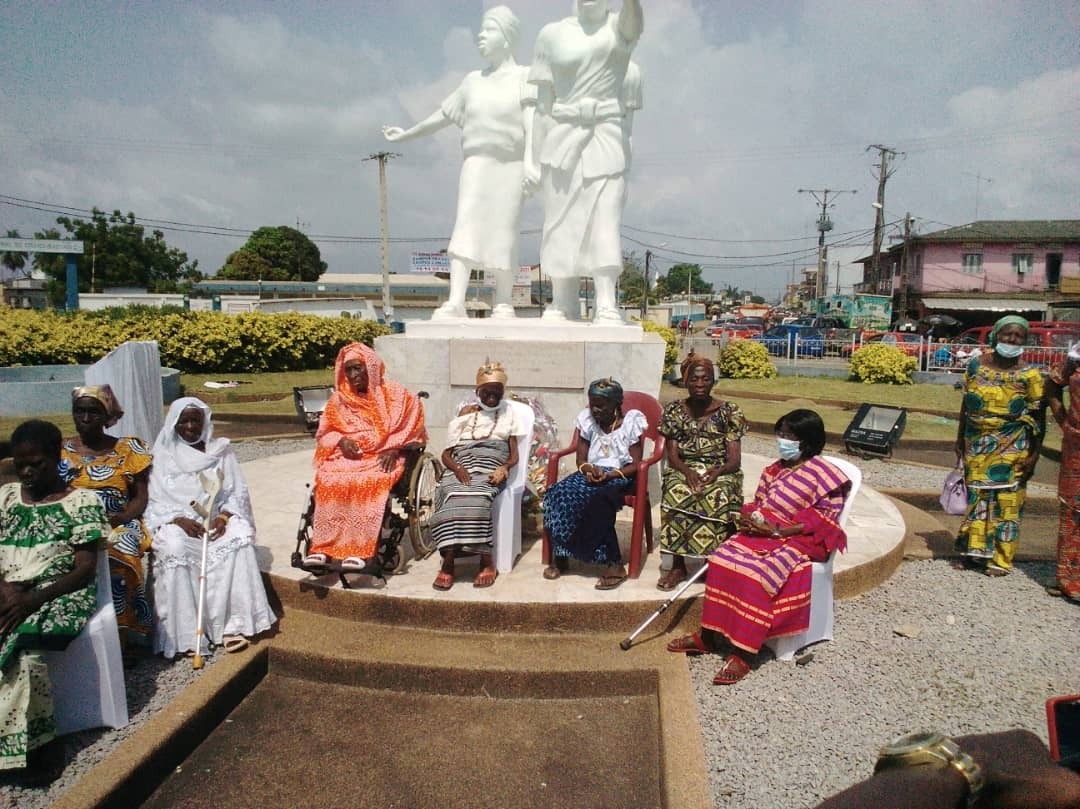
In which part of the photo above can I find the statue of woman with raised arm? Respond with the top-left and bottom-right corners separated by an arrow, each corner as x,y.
383,6 -> 534,320
525,0 -> 644,322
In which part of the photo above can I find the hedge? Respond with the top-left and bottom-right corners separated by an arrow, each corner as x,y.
0,308 -> 390,373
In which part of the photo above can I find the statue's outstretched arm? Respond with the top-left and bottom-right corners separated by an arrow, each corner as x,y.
382,109 -> 452,143
618,0 -> 644,43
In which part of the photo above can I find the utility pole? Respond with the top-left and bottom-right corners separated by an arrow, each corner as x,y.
294,217 -> 309,281
898,212 -> 913,319
364,151 -> 400,321
867,144 -> 902,294
961,171 -> 994,220
642,250 -> 651,321
798,188 -> 856,306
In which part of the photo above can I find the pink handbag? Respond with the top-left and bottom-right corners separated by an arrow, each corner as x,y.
939,468 -> 968,515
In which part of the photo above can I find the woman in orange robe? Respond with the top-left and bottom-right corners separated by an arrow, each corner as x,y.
304,343 -> 427,575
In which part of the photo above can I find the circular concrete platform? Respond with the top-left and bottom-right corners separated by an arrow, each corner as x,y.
248,450 -> 905,614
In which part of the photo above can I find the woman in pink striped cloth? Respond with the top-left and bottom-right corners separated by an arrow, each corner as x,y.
666,409 -> 850,684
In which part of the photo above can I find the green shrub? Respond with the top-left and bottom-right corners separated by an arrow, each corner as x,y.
717,339 -> 777,379
0,307 -> 390,373
639,320 -> 678,375
848,343 -> 917,384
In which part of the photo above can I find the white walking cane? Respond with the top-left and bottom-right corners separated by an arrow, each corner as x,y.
190,468 -> 224,670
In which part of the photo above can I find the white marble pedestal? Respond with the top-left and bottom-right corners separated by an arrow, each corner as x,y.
375,319 -> 667,453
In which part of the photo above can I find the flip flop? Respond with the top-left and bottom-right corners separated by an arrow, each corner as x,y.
473,568 -> 497,588
432,570 -> 454,591
302,552 -> 331,570
222,635 -> 249,653
341,556 -> 371,573
657,568 -> 688,591
595,572 -> 628,590
543,565 -> 562,580
712,653 -> 751,685
984,566 -> 1009,578
666,632 -> 712,655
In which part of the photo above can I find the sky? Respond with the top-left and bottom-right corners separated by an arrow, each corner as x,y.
2,0 -> 1078,300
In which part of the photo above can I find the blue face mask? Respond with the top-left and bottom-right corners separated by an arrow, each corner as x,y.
994,342 -> 1023,359
777,436 -> 802,460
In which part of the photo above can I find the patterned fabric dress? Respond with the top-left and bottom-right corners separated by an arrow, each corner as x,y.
311,343 -> 427,560
430,402 -> 524,554
1048,358 -> 1080,598
59,436 -> 153,638
0,484 -> 105,770
543,408 -> 647,565
955,358 -> 1044,571
658,399 -> 747,558
701,457 -> 849,654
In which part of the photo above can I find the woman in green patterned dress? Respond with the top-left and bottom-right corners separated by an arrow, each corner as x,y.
953,315 -> 1045,576
0,420 -> 105,785
656,356 -> 747,590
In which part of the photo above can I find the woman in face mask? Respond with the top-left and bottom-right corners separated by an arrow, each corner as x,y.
666,409 -> 851,685
953,315 -> 1045,577
429,362 -> 526,590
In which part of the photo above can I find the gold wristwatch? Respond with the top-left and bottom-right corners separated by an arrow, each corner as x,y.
874,731 -> 985,808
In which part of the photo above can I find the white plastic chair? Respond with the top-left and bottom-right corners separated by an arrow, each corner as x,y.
44,550 -> 129,734
491,399 -> 535,574
764,454 -> 862,662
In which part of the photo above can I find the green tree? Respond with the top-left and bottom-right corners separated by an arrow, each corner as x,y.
219,225 -> 326,282
656,263 -> 713,298
618,251 -> 649,307
33,209 -> 200,306
1,229 -> 28,278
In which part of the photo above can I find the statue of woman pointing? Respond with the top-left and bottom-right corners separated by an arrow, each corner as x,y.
383,6 -> 534,320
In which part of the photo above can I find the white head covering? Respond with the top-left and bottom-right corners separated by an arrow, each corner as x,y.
146,396 -> 254,531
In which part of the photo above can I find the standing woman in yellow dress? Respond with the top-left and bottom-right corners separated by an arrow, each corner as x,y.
60,385 -> 153,657
953,316 -> 1044,576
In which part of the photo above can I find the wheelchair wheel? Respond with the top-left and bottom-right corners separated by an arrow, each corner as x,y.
407,451 -> 441,557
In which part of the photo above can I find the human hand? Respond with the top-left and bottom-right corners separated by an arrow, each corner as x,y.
338,438 -> 362,460
488,466 -> 508,485
379,449 -> 400,473
382,125 -> 405,141
954,440 -> 965,465
0,587 -> 33,635
173,516 -> 205,539
584,465 -> 608,485
683,468 -> 704,493
454,465 -> 471,485
209,513 -> 230,540
522,162 -> 541,196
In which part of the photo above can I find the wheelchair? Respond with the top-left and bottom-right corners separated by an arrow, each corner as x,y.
290,386 -> 442,588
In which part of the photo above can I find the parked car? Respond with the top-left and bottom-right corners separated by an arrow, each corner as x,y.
709,320 -> 763,344
754,324 -> 825,358
842,331 -> 931,359
791,316 -> 861,353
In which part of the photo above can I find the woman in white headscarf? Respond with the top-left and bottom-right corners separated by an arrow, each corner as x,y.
145,397 -> 275,659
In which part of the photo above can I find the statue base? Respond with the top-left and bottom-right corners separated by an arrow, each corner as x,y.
375,321 -> 666,452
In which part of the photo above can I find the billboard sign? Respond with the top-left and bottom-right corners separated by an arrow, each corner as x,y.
410,252 -> 450,274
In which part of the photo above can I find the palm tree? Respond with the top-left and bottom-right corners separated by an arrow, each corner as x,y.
1,230 -> 29,279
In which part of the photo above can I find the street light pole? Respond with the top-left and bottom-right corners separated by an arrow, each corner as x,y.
642,250 -> 651,321
364,151 -> 400,321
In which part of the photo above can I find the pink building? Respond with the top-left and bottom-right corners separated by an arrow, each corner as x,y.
856,220 -> 1080,325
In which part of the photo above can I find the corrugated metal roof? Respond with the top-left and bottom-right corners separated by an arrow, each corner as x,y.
912,220 -> 1080,243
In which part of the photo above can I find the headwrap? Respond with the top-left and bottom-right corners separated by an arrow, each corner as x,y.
681,354 -> 715,384
587,377 -> 623,404
476,361 -> 508,387
988,315 -> 1029,346
483,5 -> 520,50
152,397 -> 223,474
71,384 -> 124,427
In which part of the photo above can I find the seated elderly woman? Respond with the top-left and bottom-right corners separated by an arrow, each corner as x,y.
146,398 -> 276,659
60,385 -> 153,658
429,361 -> 526,590
666,409 -> 850,684
1,420 -> 107,785
304,343 -> 427,576
542,378 -> 646,590
657,355 -> 746,590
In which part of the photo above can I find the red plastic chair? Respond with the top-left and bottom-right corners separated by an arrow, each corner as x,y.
541,390 -> 666,579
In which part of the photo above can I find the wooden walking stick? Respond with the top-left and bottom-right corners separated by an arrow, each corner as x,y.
190,468 -> 224,670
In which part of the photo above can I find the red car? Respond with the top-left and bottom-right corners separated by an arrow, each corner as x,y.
842,331 -> 930,358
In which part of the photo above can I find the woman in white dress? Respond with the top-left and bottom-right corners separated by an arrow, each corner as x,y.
146,398 -> 275,659
383,6 -> 535,320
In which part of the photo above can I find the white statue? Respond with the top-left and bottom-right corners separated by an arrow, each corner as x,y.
383,6 -> 534,320
525,0 -> 644,322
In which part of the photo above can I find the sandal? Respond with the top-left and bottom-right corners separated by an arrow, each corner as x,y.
712,653 -> 751,685
657,568 -> 688,591
595,571 -> 628,590
543,565 -> 562,580
432,570 -> 454,591
222,635 -> 249,653
302,552 -> 331,570
473,567 -> 497,588
666,632 -> 713,655
984,565 -> 1009,578
341,556 -> 372,573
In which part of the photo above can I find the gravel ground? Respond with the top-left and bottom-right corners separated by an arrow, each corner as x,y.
5,436 -> 1072,807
